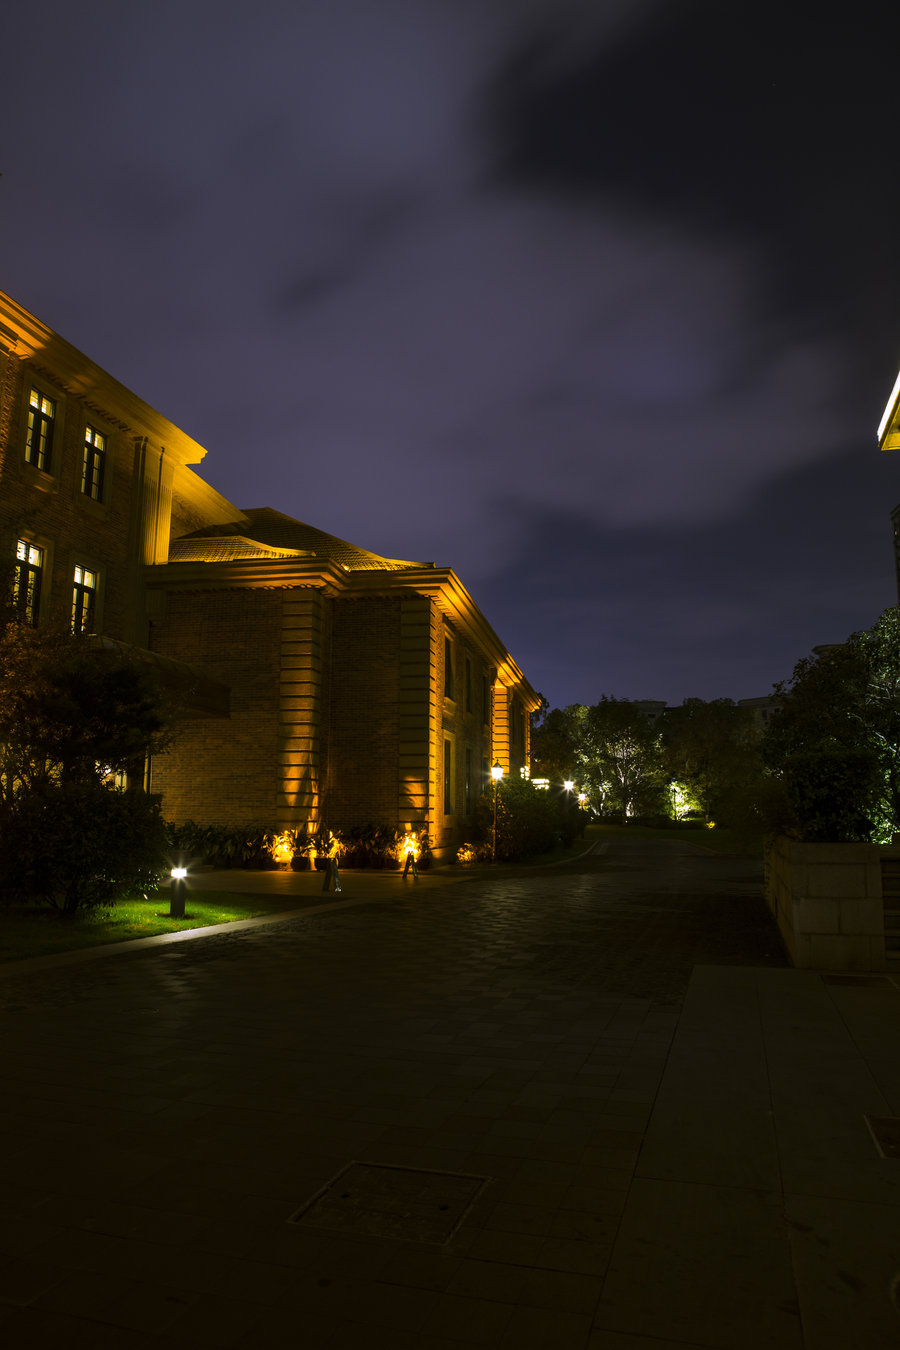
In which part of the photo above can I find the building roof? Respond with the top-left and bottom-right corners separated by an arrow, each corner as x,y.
170,507 -> 430,572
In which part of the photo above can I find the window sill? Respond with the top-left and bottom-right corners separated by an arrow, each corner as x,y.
22,462 -> 58,493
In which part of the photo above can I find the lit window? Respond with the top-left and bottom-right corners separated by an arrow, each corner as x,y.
25,388 -> 56,471
72,565 -> 98,635
13,539 -> 43,624
82,426 -> 106,501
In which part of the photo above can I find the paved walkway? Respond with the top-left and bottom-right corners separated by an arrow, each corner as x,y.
0,837 -> 898,1347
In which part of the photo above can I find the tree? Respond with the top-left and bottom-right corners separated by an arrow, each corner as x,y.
661,698 -> 761,825
575,697 -> 667,821
763,606 -> 900,842
0,624 -> 172,911
0,626 -> 171,797
530,700 -> 581,783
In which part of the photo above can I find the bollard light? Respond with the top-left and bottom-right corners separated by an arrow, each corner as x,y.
170,866 -> 187,918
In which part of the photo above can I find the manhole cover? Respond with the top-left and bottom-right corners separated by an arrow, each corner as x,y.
288,1162 -> 490,1244
865,1115 -> 900,1160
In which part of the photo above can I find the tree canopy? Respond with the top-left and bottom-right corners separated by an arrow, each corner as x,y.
0,626 -> 170,801
662,698 -> 760,824
763,607 -> 900,842
573,697 -> 667,820
0,624 -> 172,911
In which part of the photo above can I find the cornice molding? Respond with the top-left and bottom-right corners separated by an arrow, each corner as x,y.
0,289 -> 209,470
145,556 -> 348,595
144,556 -> 539,705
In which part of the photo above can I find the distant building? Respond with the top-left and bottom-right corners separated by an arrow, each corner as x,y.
630,700 -> 668,724
736,695 -> 780,732
0,290 -> 538,858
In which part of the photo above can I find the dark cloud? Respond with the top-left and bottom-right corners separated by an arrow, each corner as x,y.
2,0 -> 899,707
484,0 -> 900,370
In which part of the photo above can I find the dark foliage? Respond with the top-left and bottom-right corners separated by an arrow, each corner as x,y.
0,623 -> 172,911
763,607 -> 900,842
0,781 -> 168,914
474,775 -> 562,861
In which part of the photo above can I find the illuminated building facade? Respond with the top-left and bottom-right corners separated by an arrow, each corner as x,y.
0,290 -> 538,856
878,367 -> 900,599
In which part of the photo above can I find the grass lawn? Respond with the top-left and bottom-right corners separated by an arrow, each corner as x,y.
592,821 -> 763,857
0,890 -> 311,963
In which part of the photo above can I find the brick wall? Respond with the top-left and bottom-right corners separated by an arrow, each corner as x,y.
325,594 -> 404,829
150,586 -> 283,825
0,354 -> 139,640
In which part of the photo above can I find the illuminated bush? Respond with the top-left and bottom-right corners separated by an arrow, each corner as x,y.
474,776 -> 561,861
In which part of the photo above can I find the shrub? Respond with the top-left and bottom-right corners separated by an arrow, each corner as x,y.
765,748 -> 880,843
167,821 -> 279,868
475,777 -> 562,861
0,782 -> 168,914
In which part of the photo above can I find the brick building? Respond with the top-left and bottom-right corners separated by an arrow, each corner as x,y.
0,290 -> 538,856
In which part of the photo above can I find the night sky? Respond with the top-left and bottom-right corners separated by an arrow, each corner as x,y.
5,0 -> 900,709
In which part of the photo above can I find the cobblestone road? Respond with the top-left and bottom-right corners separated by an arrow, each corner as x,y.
0,835 -> 792,1349
1,836 -> 784,1016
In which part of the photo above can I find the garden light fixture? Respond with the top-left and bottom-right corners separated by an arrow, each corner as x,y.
170,866 -> 187,918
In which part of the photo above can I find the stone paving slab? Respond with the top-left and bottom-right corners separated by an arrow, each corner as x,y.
2,837 -> 897,1346
594,963 -> 900,1349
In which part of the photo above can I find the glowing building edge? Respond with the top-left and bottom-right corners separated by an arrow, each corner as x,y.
877,366 -> 900,448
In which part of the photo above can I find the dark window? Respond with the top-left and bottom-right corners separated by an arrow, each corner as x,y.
444,739 -> 453,813
25,388 -> 55,471
82,426 -> 106,501
71,565 -> 98,635
465,657 -> 472,713
465,747 -> 472,815
444,638 -> 455,699
482,675 -> 489,725
14,539 -> 43,624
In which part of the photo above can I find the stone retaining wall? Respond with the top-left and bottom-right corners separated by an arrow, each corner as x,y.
764,836 -> 888,970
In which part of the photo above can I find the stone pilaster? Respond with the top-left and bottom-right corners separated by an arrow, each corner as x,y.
277,589 -> 325,829
491,678 -> 511,775
398,595 -> 437,831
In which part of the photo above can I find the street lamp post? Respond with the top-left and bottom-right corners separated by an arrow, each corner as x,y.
491,760 -> 503,861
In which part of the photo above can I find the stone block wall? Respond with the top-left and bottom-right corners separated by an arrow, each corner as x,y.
764,836 -> 887,970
